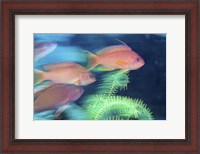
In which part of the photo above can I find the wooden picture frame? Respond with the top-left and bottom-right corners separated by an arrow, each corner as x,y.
1,0 -> 199,153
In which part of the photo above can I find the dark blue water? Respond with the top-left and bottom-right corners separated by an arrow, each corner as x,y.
34,34 -> 166,120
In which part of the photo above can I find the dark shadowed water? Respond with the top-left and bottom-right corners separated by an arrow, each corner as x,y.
34,34 -> 166,120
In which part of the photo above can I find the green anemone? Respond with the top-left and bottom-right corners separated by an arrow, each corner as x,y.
97,70 -> 129,95
84,94 -> 153,120
83,70 -> 154,120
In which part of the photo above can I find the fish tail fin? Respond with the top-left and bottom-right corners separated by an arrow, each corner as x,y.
84,50 -> 99,70
34,69 -> 45,85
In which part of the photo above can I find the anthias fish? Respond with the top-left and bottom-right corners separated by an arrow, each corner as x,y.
34,41 -> 57,61
34,84 -> 84,112
34,62 -> 96,86
86,40 -> 145,71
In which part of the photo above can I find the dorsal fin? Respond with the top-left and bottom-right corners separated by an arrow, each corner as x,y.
43,62 -> 79,71
115,39 -> 131,49
96,40 -> 131,55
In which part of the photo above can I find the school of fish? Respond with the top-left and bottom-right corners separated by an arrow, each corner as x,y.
34,40 -> 145,116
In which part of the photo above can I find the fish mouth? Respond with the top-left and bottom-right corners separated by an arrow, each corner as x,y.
51,44 -> 57,48
89,79 -> 96,85
93,78 -> 96,83
49,42 -> 57,48
51,42 -> 56,45
141,62 -> 145,67
140,60 -> 145,67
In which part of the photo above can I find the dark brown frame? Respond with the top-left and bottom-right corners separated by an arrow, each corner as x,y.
1,0 -> 199,153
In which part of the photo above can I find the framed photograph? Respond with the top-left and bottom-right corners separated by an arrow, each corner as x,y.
1,0 -> 199,153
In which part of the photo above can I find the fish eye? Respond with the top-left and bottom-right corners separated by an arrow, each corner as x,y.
89,74 -> 95,79
136,58 -> 140,62
51,42 -> 56,45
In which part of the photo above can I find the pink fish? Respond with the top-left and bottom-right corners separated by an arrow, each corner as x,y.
85,40 -> 145,71
34,84 -> 84,112
34,62 -> 96,86
34,41 -> 57,61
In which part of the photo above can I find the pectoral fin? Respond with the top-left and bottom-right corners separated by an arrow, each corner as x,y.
94,65 -> 114,72
54,103 -> 69,119
74,79 -> 81,85
55,104 -> 69,116
117,69 -> 129,74
116,60 -> 128,66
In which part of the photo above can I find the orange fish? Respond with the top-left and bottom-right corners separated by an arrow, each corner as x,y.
34,62 -> 96,86
34,84 -> 84,113
85,40 -> 145,71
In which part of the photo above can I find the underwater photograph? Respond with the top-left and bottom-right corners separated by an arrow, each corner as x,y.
34,34 -> 166,120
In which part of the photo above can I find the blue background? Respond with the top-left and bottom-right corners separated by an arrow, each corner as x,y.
34,34 -> 166,120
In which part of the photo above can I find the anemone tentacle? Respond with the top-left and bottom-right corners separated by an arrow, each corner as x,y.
97,70 -> 129,95
84,94 -> 153,120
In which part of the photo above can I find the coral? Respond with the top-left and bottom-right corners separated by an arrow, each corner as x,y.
97,70 -> 129,95
83,70 -> 154,120
84,94 -> 153,120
